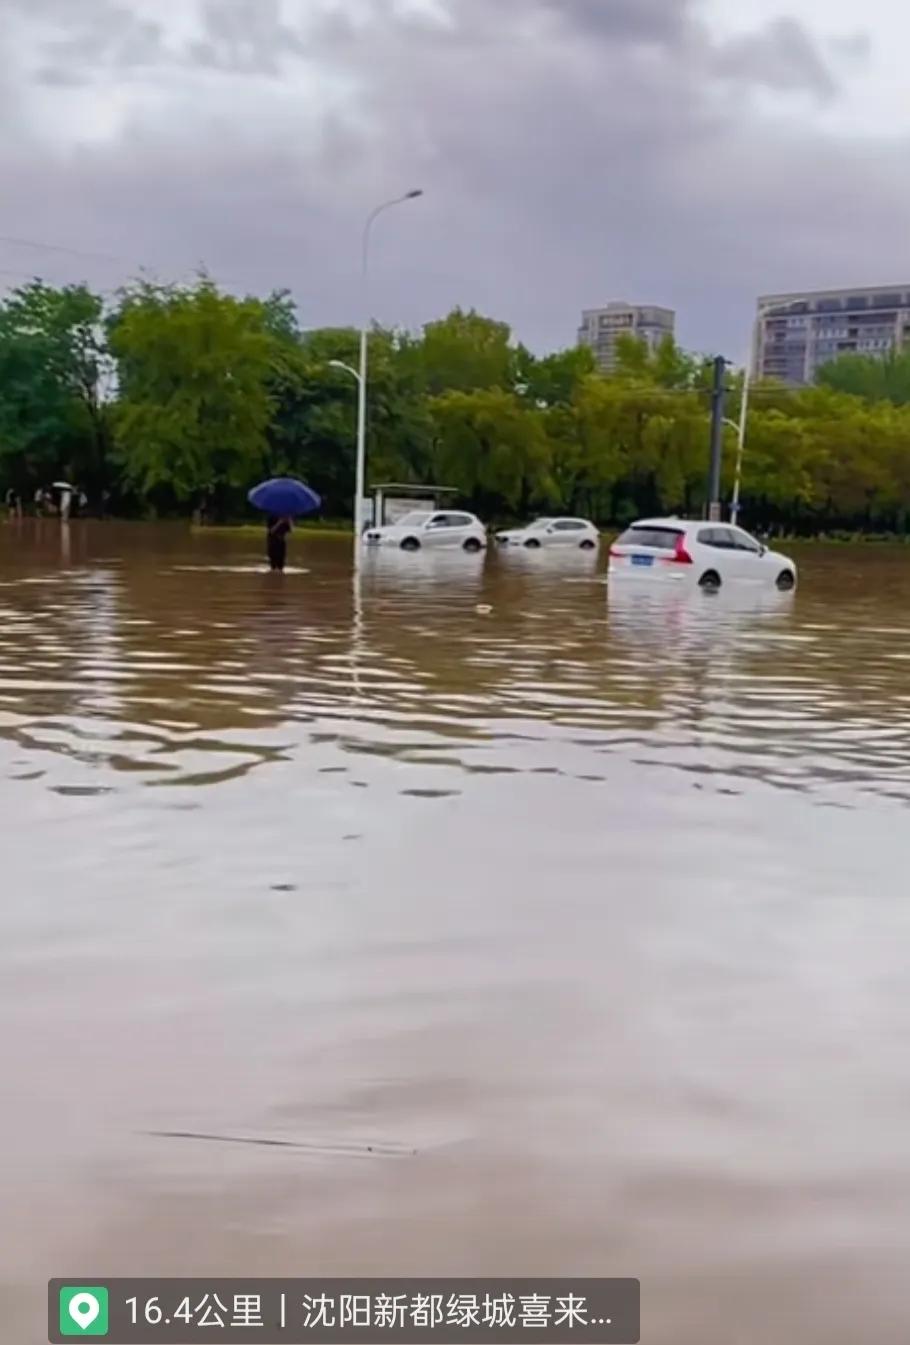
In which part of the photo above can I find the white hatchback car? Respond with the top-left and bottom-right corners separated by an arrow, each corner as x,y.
495,517 -> 600,550
363,509 -> 487,552
608,518 -> 797,590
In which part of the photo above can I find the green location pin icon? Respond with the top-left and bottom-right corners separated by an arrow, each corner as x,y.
59,1286 -> 109,1336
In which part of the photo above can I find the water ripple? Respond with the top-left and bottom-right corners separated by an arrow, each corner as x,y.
1,527 -> 910,804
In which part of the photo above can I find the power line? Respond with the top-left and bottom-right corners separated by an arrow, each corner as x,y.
0,232 -> 255,294
0,234 -> 125,264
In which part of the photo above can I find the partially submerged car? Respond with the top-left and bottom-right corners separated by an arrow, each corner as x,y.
495,517 -> 599,550
364,510 -> 487,552
608,518 -> 796,590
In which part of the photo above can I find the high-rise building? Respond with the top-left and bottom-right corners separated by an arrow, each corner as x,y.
578,302 -> 676,372
755,285 -> 910,385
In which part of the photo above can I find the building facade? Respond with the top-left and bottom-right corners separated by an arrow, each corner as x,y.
755,285 -> 910,385
578,302 -> 676,372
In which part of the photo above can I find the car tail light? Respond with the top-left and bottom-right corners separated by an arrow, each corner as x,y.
667,535 -> 693,564
608,546 -> 623,558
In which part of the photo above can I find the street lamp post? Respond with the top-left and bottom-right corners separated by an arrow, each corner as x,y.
730,311 -> 764,527
354,190 -> 423,559
330,357 -> 366,533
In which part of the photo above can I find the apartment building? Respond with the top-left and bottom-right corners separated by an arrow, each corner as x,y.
578,302 -> 676,372
755,285 -> 910,385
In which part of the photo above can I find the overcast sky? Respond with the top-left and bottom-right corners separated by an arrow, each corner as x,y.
3,0 -> 909,361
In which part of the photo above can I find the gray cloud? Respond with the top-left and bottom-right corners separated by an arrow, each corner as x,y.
827,31 -> 872,63
188,0 -> 307,74
712,16 -> 839,101
539,0 -> 690,46
0,0 -> 898,365
14,0 -> 165,81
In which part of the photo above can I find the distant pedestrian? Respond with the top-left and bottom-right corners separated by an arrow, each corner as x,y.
266,514 -> 292,572
5,487 -> 22,520
34,486 -> 45,516
198,484 -> 215,525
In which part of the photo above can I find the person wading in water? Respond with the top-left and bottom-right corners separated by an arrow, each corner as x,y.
266,514 -> 292,571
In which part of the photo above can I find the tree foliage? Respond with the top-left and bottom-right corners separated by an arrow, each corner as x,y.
108,278 -> 280,505
817,349 -> 910,406
4,275 -> 910,532
0,281 -> 110,492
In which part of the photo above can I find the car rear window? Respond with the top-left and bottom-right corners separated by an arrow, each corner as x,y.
615,526 -> 682,550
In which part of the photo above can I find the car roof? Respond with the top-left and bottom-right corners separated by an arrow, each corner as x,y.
629,517 -> 753,527
627,517 -> 700,530
529,516 -> 590,524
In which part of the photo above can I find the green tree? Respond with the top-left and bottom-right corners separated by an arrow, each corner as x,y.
420,308 -> 515,395
613,333 -> 701,389
430,387 -> 552,514
0,280 -> 110,495
109,278 -> 280,507
516,344 -> 595,407
817,349 -> 910,406
266,325 -> 433,514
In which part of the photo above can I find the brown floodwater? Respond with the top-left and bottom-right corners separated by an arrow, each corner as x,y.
2,521 -> 910,1343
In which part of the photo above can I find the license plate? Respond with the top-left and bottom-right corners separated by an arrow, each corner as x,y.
631,553 -> 653,567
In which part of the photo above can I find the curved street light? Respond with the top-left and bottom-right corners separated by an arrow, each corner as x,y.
329,359 -> 362,387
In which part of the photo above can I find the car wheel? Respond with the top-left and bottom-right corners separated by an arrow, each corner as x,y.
579,539 -> 596,550
776,569 -> 795,591
699,570 -> 722,590
463,537 -> 482,553
400,536 -> 421,551
524,538 -> 541,549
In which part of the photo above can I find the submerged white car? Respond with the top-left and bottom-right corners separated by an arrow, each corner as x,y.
608,518 -> 796,590
495,517 -> 600,549
363,509 -> 487,552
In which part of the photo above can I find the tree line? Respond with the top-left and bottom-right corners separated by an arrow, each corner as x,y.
3,274 -> 910,534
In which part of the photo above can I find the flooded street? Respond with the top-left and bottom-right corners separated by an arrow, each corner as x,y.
2,522 -> 910,1343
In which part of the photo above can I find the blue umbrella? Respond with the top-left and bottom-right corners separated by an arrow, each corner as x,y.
248,477 -> 322,517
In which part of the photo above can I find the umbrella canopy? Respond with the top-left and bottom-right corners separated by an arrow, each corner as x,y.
52,481 -> 75,491
247,477 -> 321,518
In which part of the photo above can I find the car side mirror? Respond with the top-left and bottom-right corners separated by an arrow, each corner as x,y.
759,544 -> 767,557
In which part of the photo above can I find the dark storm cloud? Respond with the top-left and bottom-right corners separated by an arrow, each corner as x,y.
0,0 -> 901,360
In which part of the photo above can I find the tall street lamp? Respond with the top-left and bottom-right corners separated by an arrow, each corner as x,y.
730,307 -> 769,526
354,189 -> 423,558
329,358 -> 364,520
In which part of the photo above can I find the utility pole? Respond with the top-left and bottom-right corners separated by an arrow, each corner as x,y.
706,355 -> 728,522
354,190 -> 423,565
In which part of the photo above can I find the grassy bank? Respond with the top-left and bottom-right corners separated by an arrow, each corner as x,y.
192,519 -> 353,540
155,520 -> 910,547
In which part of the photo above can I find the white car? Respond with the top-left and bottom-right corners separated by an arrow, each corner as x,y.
608,518 -> 796,590
363,509 -> 487,552
495,517 -> 600,550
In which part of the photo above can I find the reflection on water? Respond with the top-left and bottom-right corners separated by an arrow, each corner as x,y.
3,526 -> 908,806
2,522 -> 910,1343
4,525 -> 910,805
